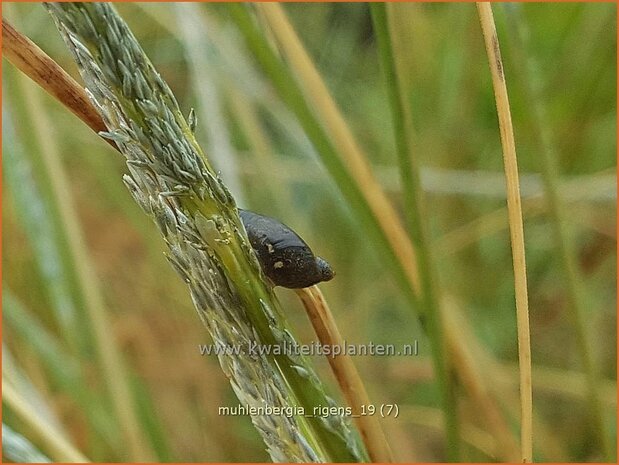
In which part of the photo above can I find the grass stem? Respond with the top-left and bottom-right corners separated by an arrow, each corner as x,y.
296,286 -> 393,462
476,3 -> 533,461
2,19 -> 110,145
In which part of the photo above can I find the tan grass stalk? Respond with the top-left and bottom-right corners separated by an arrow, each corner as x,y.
446,300 -> 566,462
476,3 -> 533,462
296,286 -> 393,462
2,18 -> 110,144
2,381 -> 90,463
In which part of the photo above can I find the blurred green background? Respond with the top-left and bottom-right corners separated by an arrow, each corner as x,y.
2,2 -> 616,462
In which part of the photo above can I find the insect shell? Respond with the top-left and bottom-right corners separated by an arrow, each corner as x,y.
239,209 -> 335,289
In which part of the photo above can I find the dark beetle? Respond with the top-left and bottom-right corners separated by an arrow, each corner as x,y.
239,209 -> 335,289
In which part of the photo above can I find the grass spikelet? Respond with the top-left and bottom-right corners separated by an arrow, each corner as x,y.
44,3 -> 366,462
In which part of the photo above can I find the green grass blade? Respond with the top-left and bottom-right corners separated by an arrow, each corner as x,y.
370,3 -> 461,460
2,95 -> 85,353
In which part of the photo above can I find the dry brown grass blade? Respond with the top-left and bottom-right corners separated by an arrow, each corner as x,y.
2,18 -> 112,147
296,286 -> 393,463
476,3 -> 533,462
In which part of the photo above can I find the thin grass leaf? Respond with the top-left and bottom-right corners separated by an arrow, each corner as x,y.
2,101 -> 84,352
253,2 -> 427,309
370,4 -> 461,460
476,3 -> 533,461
